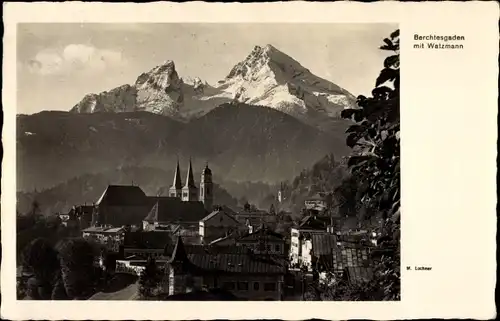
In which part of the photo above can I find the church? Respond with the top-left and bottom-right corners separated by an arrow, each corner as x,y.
142,159 -> 214,232
90,159 -> 214,230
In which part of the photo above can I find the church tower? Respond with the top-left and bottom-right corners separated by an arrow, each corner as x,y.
182,159 -> 198,201
169,159 -> 183,198
200,163 -> 213,212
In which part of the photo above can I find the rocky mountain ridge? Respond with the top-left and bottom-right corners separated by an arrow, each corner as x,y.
71,44 -> 357,130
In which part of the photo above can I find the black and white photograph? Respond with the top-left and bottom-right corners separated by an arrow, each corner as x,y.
13,22 -> 401,301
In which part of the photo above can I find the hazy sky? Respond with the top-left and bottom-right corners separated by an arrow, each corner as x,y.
17,23 -> 397,115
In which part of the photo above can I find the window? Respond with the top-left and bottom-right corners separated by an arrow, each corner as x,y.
222,282 -> 235,291
183,192 -> 188,198
237,281 -> 249,291
253,282 -> 260,291
264,282 -> 276,291
275,244 -> 281,252
266,244 -> 271,252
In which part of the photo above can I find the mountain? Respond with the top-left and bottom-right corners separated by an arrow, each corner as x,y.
70,44 -> 357,130
17,104 -> 350,192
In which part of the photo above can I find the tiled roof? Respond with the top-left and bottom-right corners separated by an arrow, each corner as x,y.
298,215 -> 330,230
209,234 -> 238,246
123,231 -> 173,250
311,233 -> 337,256
143,198 -> 207,223
96,185 -> 148,206
168,237 -> 285,275
344,266 -> 374,285
238,227 -> 284,242
187,252 -> 285,274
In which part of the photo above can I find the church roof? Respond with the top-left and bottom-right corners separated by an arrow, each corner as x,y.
184,159 -> 197,189
143,198 -> 206,223
202,164 -> 212,176
200,208 -> 239,224
172,160 -> 183,189
96,185 -> 148,206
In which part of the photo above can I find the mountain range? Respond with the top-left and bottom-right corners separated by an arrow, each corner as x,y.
17,44 -> 356,195
70,44 -> 357,131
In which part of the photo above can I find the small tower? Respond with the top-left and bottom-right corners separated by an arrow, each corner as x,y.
182,159 -> 198,201
169,159 -> 183,198
200,162 -> 214,212
277,182 -> 284,203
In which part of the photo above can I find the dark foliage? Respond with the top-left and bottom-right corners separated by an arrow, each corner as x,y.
57,238 -> 99,299
138,256 -> 161,299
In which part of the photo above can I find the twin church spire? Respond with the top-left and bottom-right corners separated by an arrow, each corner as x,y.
169,158 -> 213,211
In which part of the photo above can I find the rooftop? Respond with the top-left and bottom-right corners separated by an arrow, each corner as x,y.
96,185 -> 148,206
143,198 -> 207,223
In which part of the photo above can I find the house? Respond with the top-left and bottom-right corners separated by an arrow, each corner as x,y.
235,208 -> 278,229
199,206 -> 242,243
122,231 -> 173,260
289,215 -> 331,268
82,226 -> 126,252
59,204 -> 94,229
299,232 -> 338,272
304,193 -> 329,212
236,226 -> 286,256
166,236 -> 286,301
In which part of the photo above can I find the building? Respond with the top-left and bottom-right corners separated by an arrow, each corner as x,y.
121,231 -> 173,260
289,215 -> 331,268
82,226 -> 126,252
166,236 -> 286,301
299,232 -> 338,272
142,197 -> 207,232
199,206 -> 242,243
60,204 -> 94,229
236,227 -> 286,256
92,185 -> 154,227
304,193 -> 329,212
169,159 -> 213,212
91,160 -> 214,228
235,208 -> 278,230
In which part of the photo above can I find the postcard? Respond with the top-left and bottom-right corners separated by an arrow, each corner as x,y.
1,1 -> 498,320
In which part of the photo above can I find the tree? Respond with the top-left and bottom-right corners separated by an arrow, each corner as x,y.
339,29 -> 400,301
57,238 -> 98,299
22,238 -> 60,299
340,29 -> 400,222
138,256 -> 160,299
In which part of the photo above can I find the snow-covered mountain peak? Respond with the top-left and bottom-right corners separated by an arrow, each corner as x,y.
70,44 -> 357,130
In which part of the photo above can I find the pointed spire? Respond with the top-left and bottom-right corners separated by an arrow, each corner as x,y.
172,158 -> 183,189
185,158 -> 196,188
169,235 -> 188,264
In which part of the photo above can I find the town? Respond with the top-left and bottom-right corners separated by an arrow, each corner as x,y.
17,159 -> 384,301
